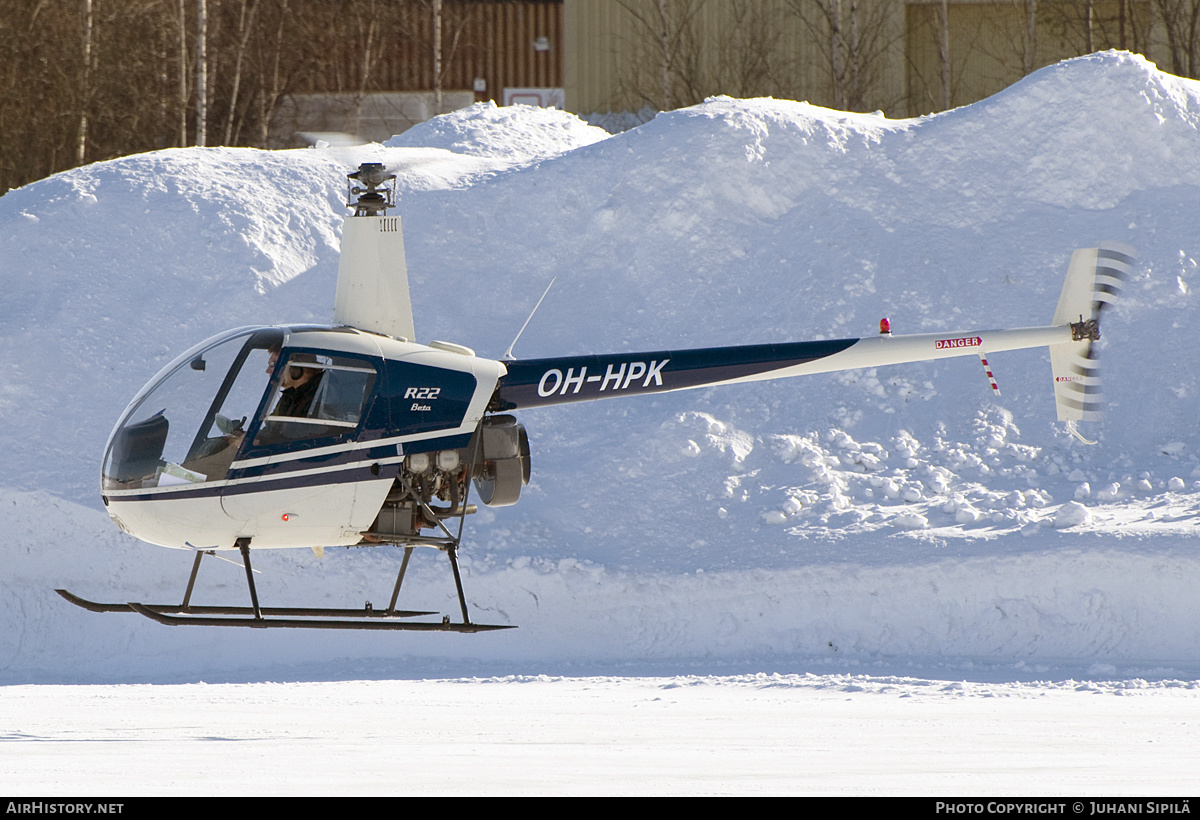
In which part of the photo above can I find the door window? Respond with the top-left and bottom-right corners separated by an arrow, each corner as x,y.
252,352 -> 378,447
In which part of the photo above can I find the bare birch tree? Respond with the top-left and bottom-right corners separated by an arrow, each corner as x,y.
178,0 -> 189,146
221,0 -> 257,144
195,0 -> 208,146
1152,0 -> 1200,77
615,0 -> 709,111
78,0 -> 94,165
938,0 -> 952,110
784,0 -> 895,112
1025,0 -> 1038,75
710,0 -> 798,99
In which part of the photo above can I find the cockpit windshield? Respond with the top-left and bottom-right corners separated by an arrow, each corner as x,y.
102,329 -> 383,492
102,328 -> 284,490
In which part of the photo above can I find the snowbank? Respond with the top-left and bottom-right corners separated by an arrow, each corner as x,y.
385,101 -> 610,164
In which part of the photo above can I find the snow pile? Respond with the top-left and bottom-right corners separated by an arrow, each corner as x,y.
386,101 -> 609,164
3,52 -> 1200,683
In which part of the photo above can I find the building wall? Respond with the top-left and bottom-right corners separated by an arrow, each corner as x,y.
905,0 -> 1157,115
563,0 -> 1164,119
295,0 -> 563,104
565,0 -> 907,116
448,0 -> 563,99
274,1 -> 564,144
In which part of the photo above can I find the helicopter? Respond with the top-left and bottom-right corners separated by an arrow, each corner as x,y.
57,162 -> 1132,632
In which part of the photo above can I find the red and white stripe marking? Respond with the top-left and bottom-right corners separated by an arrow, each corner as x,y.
979,354 -> 1001,396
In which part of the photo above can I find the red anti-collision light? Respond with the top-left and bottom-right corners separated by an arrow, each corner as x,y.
879,318 -> 892,335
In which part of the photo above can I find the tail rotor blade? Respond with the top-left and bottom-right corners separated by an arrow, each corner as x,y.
1050,242 -> 1135,427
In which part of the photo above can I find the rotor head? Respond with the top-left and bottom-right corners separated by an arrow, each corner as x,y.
347,162 -> 397,216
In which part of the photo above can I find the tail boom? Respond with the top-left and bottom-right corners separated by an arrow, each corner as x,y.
492,325 -> 1070,411
491,244 -> 1129,422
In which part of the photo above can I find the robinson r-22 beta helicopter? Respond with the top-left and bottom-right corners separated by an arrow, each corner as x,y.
58,162 -> 1132,632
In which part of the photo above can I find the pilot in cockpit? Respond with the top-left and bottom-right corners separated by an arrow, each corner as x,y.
267,348 -> 322,419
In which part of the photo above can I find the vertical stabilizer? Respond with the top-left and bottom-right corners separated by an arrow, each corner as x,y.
333,213 -> 416,341
1052,244 -> 1131,327
1049,342 -> 1101,421
1049,243 -> 1134,422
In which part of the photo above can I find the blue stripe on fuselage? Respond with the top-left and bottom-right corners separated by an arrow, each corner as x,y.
492,338 -> 859,410
105,432 -> 475,504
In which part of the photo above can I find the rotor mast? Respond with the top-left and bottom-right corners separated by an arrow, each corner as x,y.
333,162 -> 417,342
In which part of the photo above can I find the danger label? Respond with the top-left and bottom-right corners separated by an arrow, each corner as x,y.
935,336 -> 982,350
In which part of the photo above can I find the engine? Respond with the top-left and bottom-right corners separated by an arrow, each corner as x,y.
367,415 -> 530,541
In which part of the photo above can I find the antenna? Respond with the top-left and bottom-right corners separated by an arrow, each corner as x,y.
503,277 -> 556,361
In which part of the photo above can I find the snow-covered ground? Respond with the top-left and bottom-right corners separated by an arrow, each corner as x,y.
2,53 -> 1199,793
2,675 -> 1196,796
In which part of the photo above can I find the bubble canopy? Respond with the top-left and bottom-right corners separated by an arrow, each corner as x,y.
101,326 -> 381,492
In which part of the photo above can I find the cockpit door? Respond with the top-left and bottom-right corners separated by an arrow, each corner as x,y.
217,348 -> 386,546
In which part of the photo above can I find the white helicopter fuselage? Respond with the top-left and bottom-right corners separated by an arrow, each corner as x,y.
102,325 -> 504,550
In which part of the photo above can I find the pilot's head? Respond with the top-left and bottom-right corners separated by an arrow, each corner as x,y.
281,352 -> 319,389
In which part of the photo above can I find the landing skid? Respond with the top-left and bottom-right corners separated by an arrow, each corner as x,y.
56,534 -> 514,633
55,588 -> 434,618
125,603 -> 509,632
